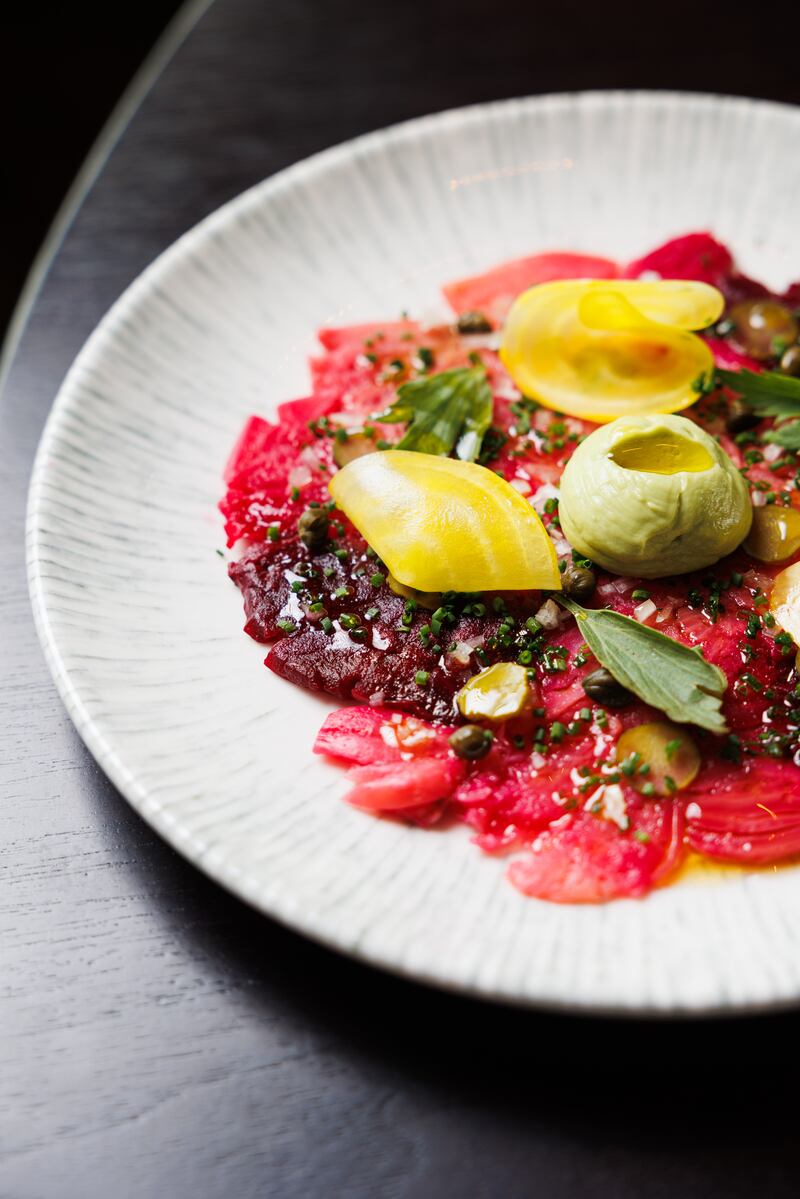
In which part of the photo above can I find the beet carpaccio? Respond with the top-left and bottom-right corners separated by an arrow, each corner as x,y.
221,233 -> 800,903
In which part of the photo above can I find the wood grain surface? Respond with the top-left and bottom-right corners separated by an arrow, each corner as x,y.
3,1 -> 800,1195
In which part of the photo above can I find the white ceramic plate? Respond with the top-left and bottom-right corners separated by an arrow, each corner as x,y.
28,92 -> 800,1014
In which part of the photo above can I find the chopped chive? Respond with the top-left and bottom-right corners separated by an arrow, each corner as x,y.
664,738 -> 682,761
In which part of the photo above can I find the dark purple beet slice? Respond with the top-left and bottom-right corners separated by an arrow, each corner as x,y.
229,538 -> 540,721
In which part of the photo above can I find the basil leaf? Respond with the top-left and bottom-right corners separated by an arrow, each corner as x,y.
376,365 -> 494,461
715,368 -> 800,419
763,420 -> 800,449
559,598 -> 729,734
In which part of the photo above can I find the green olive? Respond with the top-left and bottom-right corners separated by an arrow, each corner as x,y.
743,505 -> 800,564
332,431 -> 377,468
616,721 -> 700,797
456,662 -> 532,723
780,345 -> 800,377
562,564 -> 596,601
456,310 -> 493,335
582,667 -> 632,708
297,508 -> 329,549
449,725 -> 494,760
730,300 -> 799,362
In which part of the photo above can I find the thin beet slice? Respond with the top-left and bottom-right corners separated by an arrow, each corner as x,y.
509,799 -> 686,903
343,758 -> 466,812
685,759 -> 800,864
442,252 -> 619,328
624,232 -> 733,286
314,704 -> 452,765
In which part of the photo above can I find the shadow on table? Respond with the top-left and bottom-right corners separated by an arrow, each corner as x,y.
111,752 -> 798,1103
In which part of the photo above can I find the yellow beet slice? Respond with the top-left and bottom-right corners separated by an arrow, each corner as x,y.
456,662 -> 532,723
616,721 -> 701,797
770,561 -> 800,646
329,449 -> 561,593
500,279 -> 724,422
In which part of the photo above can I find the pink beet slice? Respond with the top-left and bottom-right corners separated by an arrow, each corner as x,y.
685,759 -> 800,864
343,757 -> 466,812
317,320 -> 421,351
314,705 -> 453,765
509,799 -> 686,903
442,251 -> 619,327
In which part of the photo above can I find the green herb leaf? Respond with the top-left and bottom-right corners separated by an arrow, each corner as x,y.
376,365 -> 493,461
715,368 -> 800,420
558,598 -> 729,733
763,421 -> 800,449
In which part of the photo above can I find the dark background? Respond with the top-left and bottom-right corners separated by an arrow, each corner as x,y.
4,0 -> 800,345
4,2 -> 800,1196
0,2 -> 183,340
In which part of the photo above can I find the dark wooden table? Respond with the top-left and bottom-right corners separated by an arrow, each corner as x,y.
4,2 -> 800,1195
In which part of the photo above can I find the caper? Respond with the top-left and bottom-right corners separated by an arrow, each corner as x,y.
730,299 -> 799,362
562,564 -> 596,602
582,667 -> 633,708
449,724 -> 493,760
332,430 -> 377,469
456,310 -> 493,335
297,507 -> 329,549
725,398 -> 761,435
780,345 -> 800,377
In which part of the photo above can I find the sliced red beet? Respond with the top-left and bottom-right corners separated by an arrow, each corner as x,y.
317,320 -> 421,352
442,252 -> 618,327
232,539 -> 545,721
314,705 -> 454,765
276,394 -> 337,430
223,415 -> 277,486
314,706 -> 462,821
624,232 -> 734,287
704,337 -> 762,373
509,799 -> 686,903
343,757 -> 466,812
454,730 -> 605,852
685,759 -> 800,864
